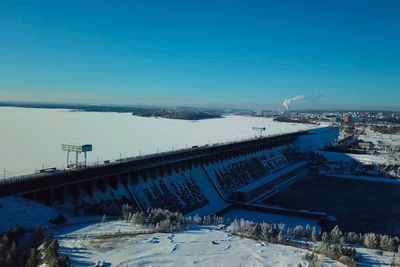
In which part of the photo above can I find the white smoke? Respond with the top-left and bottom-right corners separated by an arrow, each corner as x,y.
282,95 -> 304,110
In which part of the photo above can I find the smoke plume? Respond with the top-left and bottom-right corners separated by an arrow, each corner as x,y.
282,95 -> 304,110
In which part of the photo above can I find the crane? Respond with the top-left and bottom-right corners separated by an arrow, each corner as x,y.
252,127 -> 266,138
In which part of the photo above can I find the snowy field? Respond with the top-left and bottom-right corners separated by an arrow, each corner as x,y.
334,127 -> 400,165
0,107 -> 316,177
361,128 -> 400,147
55,221 -> 344,267
55,221 -> 396,267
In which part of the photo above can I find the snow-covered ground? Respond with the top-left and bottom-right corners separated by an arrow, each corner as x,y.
334,126 -> 400,165
0,196 -> 394,266
0,196 -> 101,234
361,128 -> 400,147
0,196 -> 60,233
55,221 -> 344,267
0,107 -> 316,178
54,220 -> 398,267
319,150 -> 396,164
360,128 -> 400,164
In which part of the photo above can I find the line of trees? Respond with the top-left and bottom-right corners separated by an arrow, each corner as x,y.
370,125 -> 400,135
229,220 -> 400,266
228,220 -> 359,266
320,225 -> 400,253
121,205 -> 224,232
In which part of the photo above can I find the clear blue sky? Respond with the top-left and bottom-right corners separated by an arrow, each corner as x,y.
0,0 -> 399,110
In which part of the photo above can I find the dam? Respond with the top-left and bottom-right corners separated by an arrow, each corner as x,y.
0,127 -> 339,219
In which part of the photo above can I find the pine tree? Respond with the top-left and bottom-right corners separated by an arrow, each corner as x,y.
253,224 -> 262,239
286,227 -> 293,238
321,232 -> 329,243
229,219 -> 240,234
27,248 -> 39,267
381,235 -> 396,252
304,224 -> 312,240
390,253 -> 397,267
132,212 -> 145,225
364,233 -> 379,249
278,230 -> 285,243
311,227 -> 319,242
292,225 -> 304,239
330,225 -> 343,244
261,223 -> 271,241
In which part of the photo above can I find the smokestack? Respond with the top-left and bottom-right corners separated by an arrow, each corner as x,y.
282,95 -> 304,110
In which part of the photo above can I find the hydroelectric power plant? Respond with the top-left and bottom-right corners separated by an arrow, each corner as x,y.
0,127 -> 338,224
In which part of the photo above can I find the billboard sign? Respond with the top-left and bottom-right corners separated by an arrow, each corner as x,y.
62,144 -> 92,152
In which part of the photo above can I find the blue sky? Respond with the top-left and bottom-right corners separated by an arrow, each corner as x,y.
0,0 -> 399,110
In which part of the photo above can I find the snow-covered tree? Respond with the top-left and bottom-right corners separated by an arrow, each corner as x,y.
304,224 -> 312,239
311,227 -> 319,242
321,232 -> 329,243
278,230 -> 285,243
292,225 -> 304,239
364,233 -> 380,249
229,219 -> 240,234
380,235 -> 396,252
131,212 -> 145,225
261,223 -> 272,241
330,225 -> 343,244
193,214 -> 202,224
346,232 -> 361,244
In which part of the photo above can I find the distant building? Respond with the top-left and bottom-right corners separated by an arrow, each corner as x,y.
344,114 -> 351,124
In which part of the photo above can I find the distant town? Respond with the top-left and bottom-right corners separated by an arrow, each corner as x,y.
1,101 -> 399,123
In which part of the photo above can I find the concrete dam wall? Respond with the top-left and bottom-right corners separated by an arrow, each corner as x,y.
0,127 -> 339,217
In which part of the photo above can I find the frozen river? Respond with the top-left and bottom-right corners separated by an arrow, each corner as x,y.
0,107 -> 315,177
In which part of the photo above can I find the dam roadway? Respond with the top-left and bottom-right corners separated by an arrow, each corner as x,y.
0,131 -> 307,202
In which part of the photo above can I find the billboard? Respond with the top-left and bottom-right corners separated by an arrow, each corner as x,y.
62,144 -> 92,152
